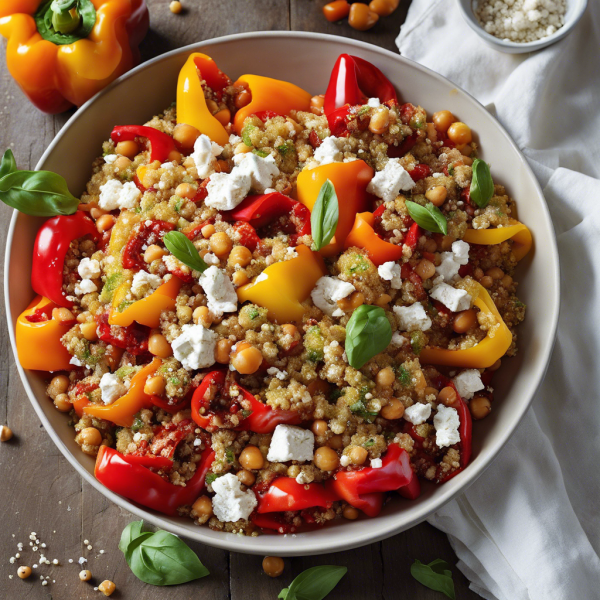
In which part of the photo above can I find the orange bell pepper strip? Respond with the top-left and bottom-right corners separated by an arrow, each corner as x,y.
176,53 -> 230,146
343,212 -> 404,266
233,74 -> 312,134
109,275 -> 182,328
420,282 -> 512,368
16,295 -> 73,371
84,357 -> 160,426
463,220 -> 532,262
297,160 -> 374,257
237,245 -> 326,323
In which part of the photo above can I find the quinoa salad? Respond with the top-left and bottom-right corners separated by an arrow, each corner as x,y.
11,52 -> 532,535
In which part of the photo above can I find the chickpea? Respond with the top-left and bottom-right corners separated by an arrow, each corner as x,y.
310,94 -> 326,116
144,375 -> 166,396
348,2 -> 379,30
173,123 -> 200,149
368,107 -> 390,135
52,307 -> 74,322
375,293 -> 392,308
232,271 -> 250,287
263,556 -> 285,578
350,291 -> 365,309
143,245 -> 167,265
423,237 -> 437,253
314,446 -> 340,471
98,580 -> 116,597
80,321 -> 98,341
376,367 -> 395,387
228,245 -> 252,268
234,142 -> 253,155
231,344 -> 263,375
168,149 -> 183,163
114,156 -> 131,170
414,259 -> 436,280
480,275 -> 493,289
49,374 -> 69,396
281,324 -> 298,338
80,427 -> 102,446
209,231 -> 233,258
453,309 -> 476,333
234,89 -> 252,109
501,274 -> 513,289
237,469 -> 256,487
175,183 -> 196,199
90,206 -> 107,220
201,224 -> 216,238
369,0 -> 399,16
322,0 -> 350,22
17,566 -> 32,579
432,110 -> 456,133
349,446 -> 368,465
307,379 -> 330,396
287,465 -> 301,478
115,140 -> 139,159
96,214 -> 115,233
381,397 -> 404,420
489,358 -> 502,372
215,109 -> 231,126
169,0 -> 182,13
343,505 -> 360,520
191,495 -> 213,517
77,311 -> 91,323
447,122 -> 472,145
311,419 -> 328,436
437,386 -> 459,408
328,435 -> 344,450
54,394 -> 72,412
148,332 -> 173,358
486,267 -> 504,280
239,445 -> 264,470
206,99 -> 219,114
425,185 -> 448,206
470,396 -> 492,420
79,569 -> 92,582
424,386 -> 439,399
0,425 -> 13,442
193,306 -> 212,328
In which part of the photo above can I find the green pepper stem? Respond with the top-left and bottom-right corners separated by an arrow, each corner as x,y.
50,0 -> 81,34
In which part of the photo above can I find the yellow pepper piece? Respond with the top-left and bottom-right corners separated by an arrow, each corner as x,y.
109,276 -> 182,328
84,357 -> 161,427
463,220 -> 532,262
177,53 -> 229,146
237,245 -> 326,323
233,74 -> 312,134
420,283 -> 512,368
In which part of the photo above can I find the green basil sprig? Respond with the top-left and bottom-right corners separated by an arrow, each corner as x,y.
119,521 -> 209,586
410,559 -> 456,599
0,150 -> 80,216
163,231 -> 208,273
311,179 -> 339,251
35,0 -> 97,45
405,200 -> 447,235
279,565 -> 347,600
469,158 -> 494,209
345,305 -> 392,369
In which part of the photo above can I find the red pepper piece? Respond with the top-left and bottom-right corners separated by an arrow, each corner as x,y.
32,211 -> 100,308
255,478 -> 338,513
192,178 -> 211,203
327,105 -> 353,137
149,394 -> 192,414
193,55 -> 231,100
122,220 -> 174,271
242,394 -> 302,433
409,164 -> 432,181
95,312 -> 149,355
184,218 -> 215,241
398,473 -> 421,500
326,479 -> 384,518
254,110 -> 281,122
111,125 -> 176,164
232,221 -> 261,252
95,446 -> 214,516
400,263 -> 426,300
147,419 -> 197,459
250,513 -> 297,534
123,454 -> 174,470
404,222 -> 420,250
309,130 -> 322,149
387,132 -> 418,159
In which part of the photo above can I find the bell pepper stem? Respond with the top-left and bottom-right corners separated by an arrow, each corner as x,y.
51,0 -> 81,34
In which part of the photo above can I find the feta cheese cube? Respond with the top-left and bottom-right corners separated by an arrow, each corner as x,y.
77,258 -> 101,280
104,154 -> 118,164
453,369 -> 484,400
310,276 -> 355,317
233,152 -> 280,192
99,179 -> 141,211
131,271 -> 162,297
367,97 -> 381,107
434,404 -> 461,448
430,282 -> 472,312
205,170 -> 251,211
266,367 -> 288,380
378,261 -> 402,289
74,279 -> 97,296
367,159 -> 415,202
99,373 -> 128,405
403,402 -> 432,425
435,240 -> 470,283
171,324 -> 218,370
393,303 -> 432,332
340,454 -> 351,467
191,134 -> 223,178
370,457 -> 383,468
267,424 -> 314,463
313,136 -> 344,165
198,266 -> 238,317
211,473 -> 258,522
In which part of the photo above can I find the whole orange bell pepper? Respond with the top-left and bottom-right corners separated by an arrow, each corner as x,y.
344,212 -> 404,266
109,275 -> 182,328
233,74 -> 312,134
297,160 -> 374,257
420,282 -> 512,368
237,245 -> 326,323
84,357 -> 160,426
176,52 -> 230,146
0,0 -> 149,113
16,295 -> 73,371
463,220 -> 532,262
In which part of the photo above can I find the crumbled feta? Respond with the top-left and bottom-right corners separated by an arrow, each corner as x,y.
340,455 -> 351,467
99,179 -> 141,210
404,402 -> 432,425
203,252 -> 220,266
367,159 -> 415,202
99,373 -> 128,405
131,270 -> 162,296
229,134 -> 242,146
74,279 -> 97,296
198,266 -> 237,317
104,154 -> 118,164
267,424 -> 314,463
172,324 -> 218,370
211,473 -> 257,522
77,258 -> 101,280
370,457 -> 383,468
434,404 -> 461,448
378,261 -> 402,289
391,331 -> 406,346
430,282 -> 472,312
367,97 -> 381,107
205,170 -> 251,211
70,356 -> 83,367
191,134 -> 223,179
233,152 -> 280,192
313,136 -> 344,165
267,367 -> 288,380
393,303 -> 432,332
453,369 -> 485,400
435,240 -> 470,284
310,276 -> 355,317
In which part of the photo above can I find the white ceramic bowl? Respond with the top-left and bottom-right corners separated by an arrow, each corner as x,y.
457,0 -> 588,54
4,32 -> 559,556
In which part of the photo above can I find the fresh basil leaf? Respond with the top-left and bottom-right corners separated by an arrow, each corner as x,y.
345,305 -> 392,369
311,179 -> 339,251
470,158 -> 494,209
280,565 -> 347,600
405,200 -> 447,235
118,520 -> 145,555
34,0 -> 97,45
163,231 -> 208,273
0,167 -> 79,216
410,559 -> 456,600
0,149 -> 17,179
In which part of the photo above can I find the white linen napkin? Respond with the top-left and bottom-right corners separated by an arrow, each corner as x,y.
397,3 -> 600,598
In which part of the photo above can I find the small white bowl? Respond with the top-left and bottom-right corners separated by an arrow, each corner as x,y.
457,0 -> 588,54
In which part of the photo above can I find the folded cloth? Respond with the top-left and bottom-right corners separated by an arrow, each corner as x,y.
397,3 -> 600,598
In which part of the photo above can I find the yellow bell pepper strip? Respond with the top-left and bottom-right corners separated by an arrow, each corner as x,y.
343,212 -> 404,266
232,74 -> 312,134
0,0 -> 149,113
84,357 -> 160,426
16,295 -> 73,371
420,282 -> 512,368
297,160 -> 374,256
176,53 -> 230,146
109,275 -> 182,328
237,245 -> 326,323
463,220 -> 533,262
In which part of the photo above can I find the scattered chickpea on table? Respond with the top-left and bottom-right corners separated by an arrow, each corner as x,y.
323,0 -> 401,31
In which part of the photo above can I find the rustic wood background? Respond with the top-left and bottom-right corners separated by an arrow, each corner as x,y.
0,1 -> 482,598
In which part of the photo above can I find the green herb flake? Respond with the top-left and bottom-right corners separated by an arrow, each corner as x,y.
225,447 -> 235,464
242,124 -> 258,147
396,364 -> 411,386
349,400 -> 378,424
205,473 -> 221,485
364,438 -> 375,448
410,331 -> 425,356
276,141 -> 296,156
252,149 -> 269,158
410,559 -> 456,600
448,164 -> 455,176
131,417 -> 144,432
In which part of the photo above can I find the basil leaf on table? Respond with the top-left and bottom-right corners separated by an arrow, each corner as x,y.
470,158 -> 494,209
279,565 -> 347,600
345,305 -> 392,369
410,559 -> 456,600
311,179 -> 339,251
405,200 -> 448,235
118,520 -> 146,555
0,149 -> 17,179
163,231 -> 208,273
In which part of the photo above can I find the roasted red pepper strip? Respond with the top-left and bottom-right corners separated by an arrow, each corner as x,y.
94,446 -> 214,516
409,164 -> 432,181
242,395 -> 302,434
250,513 -> 297,534
256,478 -> 338,513
122,219 -> 175,271
111,125 -> 176,164
122,454 -> 174,470
404,222 -> 420,250
32,211 -> 100,308
325,479 -> 383,518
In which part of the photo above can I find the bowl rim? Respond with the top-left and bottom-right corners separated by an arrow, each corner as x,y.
4,30 -> 560,555
456,0 -> 588,50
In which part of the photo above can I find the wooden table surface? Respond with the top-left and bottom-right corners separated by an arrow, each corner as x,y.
0,2 -> 481,598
